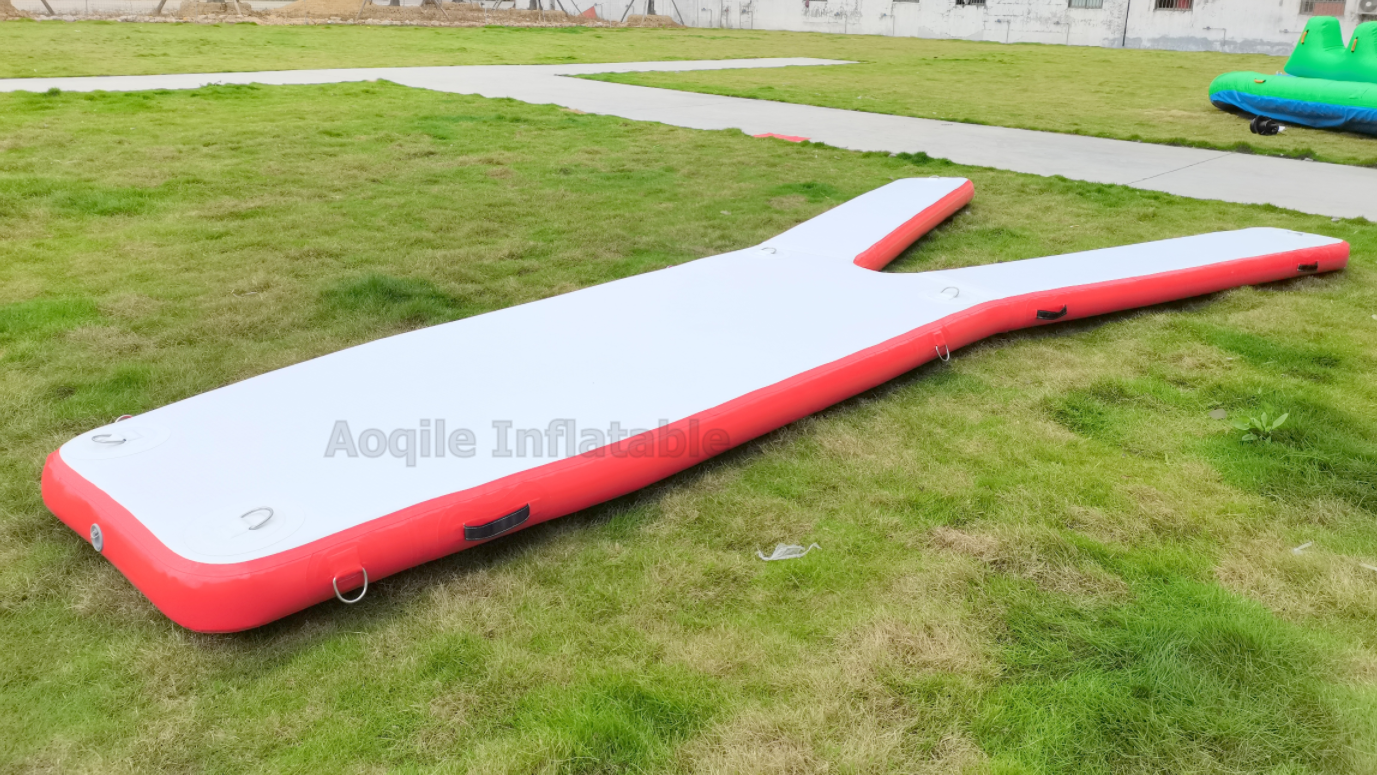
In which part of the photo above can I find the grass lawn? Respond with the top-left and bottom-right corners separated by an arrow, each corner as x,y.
586,42 -> 1377,168
2,36 -> 1377,775
4,21 -> 1377,166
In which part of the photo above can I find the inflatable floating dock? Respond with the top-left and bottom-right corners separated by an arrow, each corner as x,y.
43,178 -> 1348,631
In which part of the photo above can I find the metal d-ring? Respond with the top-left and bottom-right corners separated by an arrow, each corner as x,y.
239,507 -> 274,530
91,433 -> 126,446
935,343 -> 951,362
333,568 -> 369,604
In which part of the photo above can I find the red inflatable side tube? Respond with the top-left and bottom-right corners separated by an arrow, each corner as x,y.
42,236 -> 1348,632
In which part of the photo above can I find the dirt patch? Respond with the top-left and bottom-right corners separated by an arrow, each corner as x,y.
0,0 -> 30,18
841,617 -> 990,679
268,0 -> 650,25
768,194 -> 808,211
679,710 -> 826,774
100,294 -> 164,321
930,524 -> 1131,600
929,525 -> 1001,561
1216,536 -> 1377,627
66,325 -> 149,357
1351,650 -> 1377,687
623,13 -> 679,26
176,0 -> 253,16
678,607 -> 994,773
274,0 -> 409,19
7,0 -> 681,26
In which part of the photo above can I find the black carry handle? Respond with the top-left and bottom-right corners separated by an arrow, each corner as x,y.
465,504 -> 531,542
1036,305 -> 1068,321
1298,263 -> 1319,272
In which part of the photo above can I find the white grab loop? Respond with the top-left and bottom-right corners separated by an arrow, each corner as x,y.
333,568 -> 368,604
91,433 -> 127,446
935,343 -> 951,362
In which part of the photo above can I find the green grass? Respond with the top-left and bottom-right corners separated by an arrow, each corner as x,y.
4,21 -> 1377,166
586,45 -> 1377,167
2,72 -> 1377,772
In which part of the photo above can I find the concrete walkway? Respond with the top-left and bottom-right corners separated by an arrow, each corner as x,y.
3,58 -> 1374,220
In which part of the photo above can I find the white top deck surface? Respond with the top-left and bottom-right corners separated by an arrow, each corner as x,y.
58,179 -> 1341,564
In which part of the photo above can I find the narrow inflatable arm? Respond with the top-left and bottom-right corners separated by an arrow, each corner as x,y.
764,178 -> 974,269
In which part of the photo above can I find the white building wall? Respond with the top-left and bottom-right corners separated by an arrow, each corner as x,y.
662,0 -> 1372,56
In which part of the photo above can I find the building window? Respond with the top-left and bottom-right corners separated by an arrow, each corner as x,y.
1155,0 -> 1192,8
1068,0 -> 1103,7
1300,0 -> 1346,14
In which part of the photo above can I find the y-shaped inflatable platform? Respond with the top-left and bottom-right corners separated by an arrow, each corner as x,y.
43,178 -> 1347,631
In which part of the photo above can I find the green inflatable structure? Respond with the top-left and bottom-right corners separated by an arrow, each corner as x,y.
1210,16 -> 1377,135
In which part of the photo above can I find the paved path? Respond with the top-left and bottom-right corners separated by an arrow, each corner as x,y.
3,59 -> 1374,220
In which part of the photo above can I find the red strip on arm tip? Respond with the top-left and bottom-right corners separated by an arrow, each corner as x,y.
853,180 -> 975,272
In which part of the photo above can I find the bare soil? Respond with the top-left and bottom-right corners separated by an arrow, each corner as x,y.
176,0 -> 252,16
623,13 -> 679,26
4,0 -> 681,26
267,0 -> 673,26
0,0 -> 30,19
